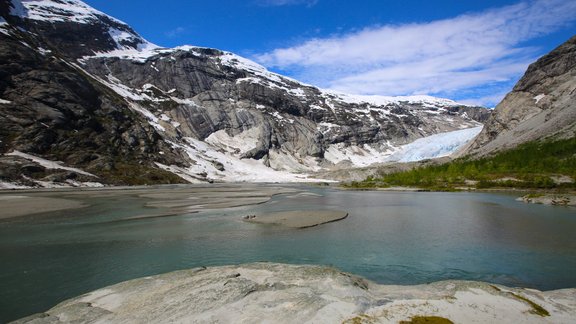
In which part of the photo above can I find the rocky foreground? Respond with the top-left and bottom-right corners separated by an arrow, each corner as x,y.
14,263 -> 576,323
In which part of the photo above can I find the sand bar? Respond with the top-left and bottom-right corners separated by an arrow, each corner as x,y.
0,184 -> 302,220
0,195 -> 87,219
245,210 -> 348,228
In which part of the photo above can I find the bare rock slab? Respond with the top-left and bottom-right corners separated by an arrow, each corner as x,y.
13,263 -> 576,324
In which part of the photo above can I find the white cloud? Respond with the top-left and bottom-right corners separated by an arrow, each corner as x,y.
254,0 -> 576,106
255,0 -> 318,7
165,27 -> 186,38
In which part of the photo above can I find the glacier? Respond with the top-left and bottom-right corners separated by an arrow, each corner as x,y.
386,126 -> 483,162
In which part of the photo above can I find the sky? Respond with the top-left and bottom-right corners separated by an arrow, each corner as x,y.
83,0 -> 576,107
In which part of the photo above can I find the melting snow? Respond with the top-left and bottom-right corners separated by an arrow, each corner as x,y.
107,27 -> 143,50
37,47 -> 52,55
87,43 -> 161,63
205,129 -> 260,155
268,149 -> 322,172
220,52 -> 283,83
321,89 -> 472,108
0,181 -> 31,190
318,122 -> 340,133
533,94 -> 546,104
128,103 -> 166,132
6,150 -> 97,177
324,143 -> 395,167
163,138 -> 324,183
17,0 -> 117,24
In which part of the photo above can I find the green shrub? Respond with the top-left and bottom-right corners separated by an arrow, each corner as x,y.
351,137 -> 576,190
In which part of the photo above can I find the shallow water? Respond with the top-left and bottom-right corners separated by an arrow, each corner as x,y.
1,185 -> 575,322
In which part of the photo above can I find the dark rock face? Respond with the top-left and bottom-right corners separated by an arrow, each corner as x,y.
0,0 -> 490,185
464,35 -> 576,156
0,18 -> 186,185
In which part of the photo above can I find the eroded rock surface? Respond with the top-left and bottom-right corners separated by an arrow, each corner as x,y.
13,263 -> 576,323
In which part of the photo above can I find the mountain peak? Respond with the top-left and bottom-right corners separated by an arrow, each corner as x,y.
13,0 -> 110,24
3,0 -> 156,57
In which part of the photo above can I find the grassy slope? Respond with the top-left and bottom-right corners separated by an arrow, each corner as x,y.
346,137 -> 576,191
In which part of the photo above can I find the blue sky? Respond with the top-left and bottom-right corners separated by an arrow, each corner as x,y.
84,0 -> 576,106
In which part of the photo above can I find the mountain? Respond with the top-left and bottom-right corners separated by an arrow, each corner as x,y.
462,35 -> 576,157
0,0 -> 489,187
348,35 -> 576,191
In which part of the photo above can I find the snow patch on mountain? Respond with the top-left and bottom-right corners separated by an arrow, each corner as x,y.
6,150 -> 97,177
205,129 -> 260,155
533,93 -> 546,104
387,126 -> 483,162
16,0 -> 117,24
268,149 -> 322,172
324,143 -> 395,167
160,137 -> 325,183
13,0 -> 159,55
321,89 -> 475,108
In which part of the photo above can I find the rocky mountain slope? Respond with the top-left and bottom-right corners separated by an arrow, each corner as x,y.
463,35 -> 576,156
0,0 -> 489,187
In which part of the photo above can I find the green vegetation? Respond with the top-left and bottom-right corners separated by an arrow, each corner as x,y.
491,285 -> 549,317
347,137 -> 576,191
399,316 -> 454,324
342,314 -> 376,324
510,293 -> 550,317
97,162 -> 187,186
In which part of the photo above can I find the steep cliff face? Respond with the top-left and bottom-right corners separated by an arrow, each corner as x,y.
0,0 -> 489,186
0,15 -> 188,186
464,35 -> 576,156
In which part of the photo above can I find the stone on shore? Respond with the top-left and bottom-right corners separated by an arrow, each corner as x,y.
518,194 -> 576,206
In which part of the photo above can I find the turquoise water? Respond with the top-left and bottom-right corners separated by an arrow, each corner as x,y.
1,186 -> 575,322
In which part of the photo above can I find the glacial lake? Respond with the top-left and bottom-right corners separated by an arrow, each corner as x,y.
1,185 -> 575,322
